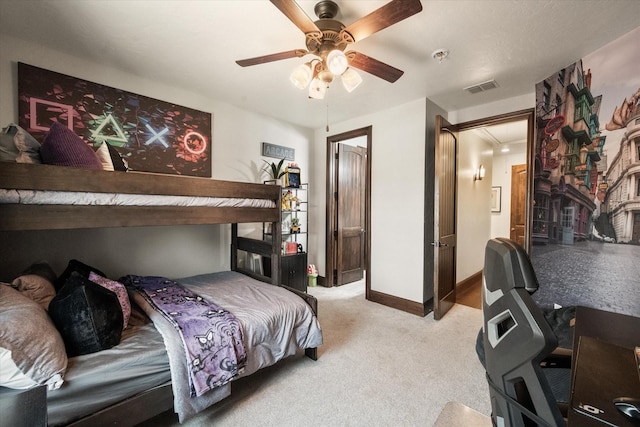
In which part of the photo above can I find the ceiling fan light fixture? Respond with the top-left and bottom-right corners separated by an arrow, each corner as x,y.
308,77 -> 327,99
237,0 -> 422,97
341,67 -> 362,92
326,49 -> 348,75
290,63 -> 312,89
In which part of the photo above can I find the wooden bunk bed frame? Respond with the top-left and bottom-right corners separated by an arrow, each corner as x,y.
0,162 -> 318,426
0,162 -> 283,283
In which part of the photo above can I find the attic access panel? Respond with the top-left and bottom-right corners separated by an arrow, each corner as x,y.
18,63 -> 212,177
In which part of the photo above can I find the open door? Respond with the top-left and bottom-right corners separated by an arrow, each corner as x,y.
326,126 -> 371,289
510,164 -> 527,246
433,116 -> 458,320
336,143 -> 366,285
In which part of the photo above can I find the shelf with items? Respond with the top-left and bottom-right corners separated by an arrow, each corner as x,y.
262,183 -> 308,292
263,183 -> 308,256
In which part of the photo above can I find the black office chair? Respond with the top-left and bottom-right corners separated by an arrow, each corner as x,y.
481,238 -> 568,427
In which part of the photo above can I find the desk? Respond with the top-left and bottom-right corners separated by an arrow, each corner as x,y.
573,306 -> 640,350
569,306 -> 640,427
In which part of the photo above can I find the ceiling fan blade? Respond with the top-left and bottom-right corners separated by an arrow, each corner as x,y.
236,49 -> 308,67
342,0 -> 423,42
346,51 -> 404,83
270,0 -> 321,34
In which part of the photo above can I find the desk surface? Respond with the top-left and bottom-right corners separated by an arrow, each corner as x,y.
573,306 -> 640,350
569,306 -> 640,427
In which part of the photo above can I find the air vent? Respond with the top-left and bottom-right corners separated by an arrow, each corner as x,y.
464,79 -> 499,94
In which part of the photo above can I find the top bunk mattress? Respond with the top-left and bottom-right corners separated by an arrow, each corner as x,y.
0,189 -> 275,208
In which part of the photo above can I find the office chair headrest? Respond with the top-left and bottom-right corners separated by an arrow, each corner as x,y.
484,238 -> 539,294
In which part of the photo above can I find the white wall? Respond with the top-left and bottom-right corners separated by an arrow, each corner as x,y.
456,130 -> 493,282
0,35 -> 313,280
310,99 -> 426,303
448,93 -> 534,124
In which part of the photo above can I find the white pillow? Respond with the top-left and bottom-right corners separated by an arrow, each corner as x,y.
95,141 -> 115,171
0,348 -> 40,389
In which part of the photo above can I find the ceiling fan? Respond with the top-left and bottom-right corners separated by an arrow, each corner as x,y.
236,0 -> 423,98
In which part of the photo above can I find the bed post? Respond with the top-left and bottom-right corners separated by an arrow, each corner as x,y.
231,223 -> 238,271
271,219 -> 281,286
270,188 -> 282,286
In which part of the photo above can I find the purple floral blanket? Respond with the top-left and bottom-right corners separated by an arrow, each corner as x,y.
121,275 -> 246,397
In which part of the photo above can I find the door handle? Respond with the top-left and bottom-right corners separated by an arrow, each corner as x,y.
431,241 -> 448,247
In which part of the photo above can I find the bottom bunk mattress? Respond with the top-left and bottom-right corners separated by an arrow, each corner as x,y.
47,309 -> 171,426
47,270 -> 322,425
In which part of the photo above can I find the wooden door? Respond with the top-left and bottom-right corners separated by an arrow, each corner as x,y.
336,144 -> 366,285
433,116 -> 458,320
510,164 -> 527,246
326,126 -> 371,289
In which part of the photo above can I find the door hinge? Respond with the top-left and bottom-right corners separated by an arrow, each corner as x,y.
333,269 -> 337,282
334,230 -> 338,239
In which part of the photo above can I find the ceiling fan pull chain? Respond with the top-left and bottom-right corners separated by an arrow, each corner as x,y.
326,99 -> 330,132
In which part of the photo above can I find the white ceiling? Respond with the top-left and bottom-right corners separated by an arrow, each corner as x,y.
1,0 -> 639,139
472,120 -> 528,155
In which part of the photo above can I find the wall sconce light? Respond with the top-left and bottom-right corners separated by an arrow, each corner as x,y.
474,164 -> 485,181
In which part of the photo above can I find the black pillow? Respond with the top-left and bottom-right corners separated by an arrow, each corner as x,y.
55,259 -> 106,291
48,272 -> 123,357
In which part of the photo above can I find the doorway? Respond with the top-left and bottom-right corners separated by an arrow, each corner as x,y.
325,126 -> 371,293
434,109 -> 534,318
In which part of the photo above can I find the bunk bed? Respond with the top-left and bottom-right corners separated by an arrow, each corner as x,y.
0,162 -> 322,426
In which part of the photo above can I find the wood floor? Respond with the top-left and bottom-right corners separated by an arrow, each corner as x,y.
456,277 -> 482,309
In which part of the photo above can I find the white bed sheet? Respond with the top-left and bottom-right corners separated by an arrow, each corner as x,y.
0,189 -> 276,208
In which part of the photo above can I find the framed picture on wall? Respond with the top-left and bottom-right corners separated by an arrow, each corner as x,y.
18,62 -> 212,177
491,186 -> 502,213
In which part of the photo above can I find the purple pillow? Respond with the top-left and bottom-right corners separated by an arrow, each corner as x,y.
88,272 -> 131,330
40,122 -> 102,169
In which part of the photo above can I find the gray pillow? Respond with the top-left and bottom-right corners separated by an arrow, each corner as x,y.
11,274 -> 57,311
0,284 -> 67,390
0,124 -> 41,163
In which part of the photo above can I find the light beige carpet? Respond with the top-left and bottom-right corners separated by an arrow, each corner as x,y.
140,282 -> 491,426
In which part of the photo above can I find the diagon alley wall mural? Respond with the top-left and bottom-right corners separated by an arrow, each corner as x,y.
530,26 -> 640,317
